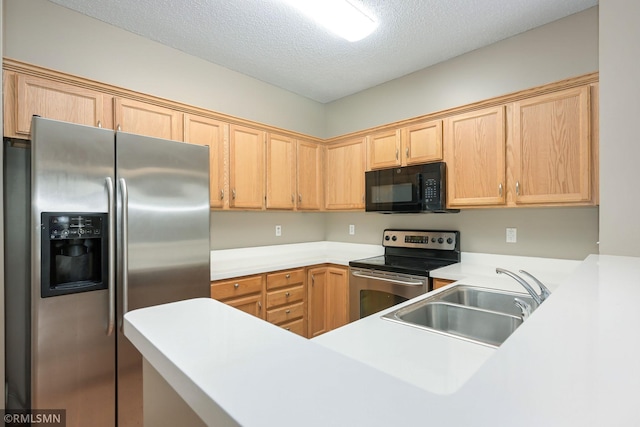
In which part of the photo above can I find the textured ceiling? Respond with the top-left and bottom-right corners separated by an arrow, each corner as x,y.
48,0 -> 598,103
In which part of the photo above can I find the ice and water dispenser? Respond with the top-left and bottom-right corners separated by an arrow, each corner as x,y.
41,213 -> 109,297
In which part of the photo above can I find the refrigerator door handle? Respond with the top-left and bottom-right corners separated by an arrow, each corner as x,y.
119,177 -> 130,327
106,177 -> 116,336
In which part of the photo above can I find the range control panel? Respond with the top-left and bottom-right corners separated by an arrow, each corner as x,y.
382,229 -> 458,251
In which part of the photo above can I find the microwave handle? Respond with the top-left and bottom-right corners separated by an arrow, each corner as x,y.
416,173 -> 424,200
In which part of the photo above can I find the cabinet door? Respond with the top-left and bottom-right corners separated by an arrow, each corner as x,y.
325,138 -> 366,210
367,129 -> 401,170
403,120 -> 442,165
296,140 -> 324,210
266,133 -> 296,209
9,73 -> 106,137
225,293 -> 264,319
114,97 -> 182,141
307,267 -> 328,338
184,114 -> 227,209
229,125 -> 265,209
326,267 -> 349,330
444,106 -> 506,207
512,86 -> 591,204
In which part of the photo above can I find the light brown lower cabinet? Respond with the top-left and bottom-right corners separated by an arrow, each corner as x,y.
432,278 -> 455,290
210,274 -> 265,319
307,265 -> 349,338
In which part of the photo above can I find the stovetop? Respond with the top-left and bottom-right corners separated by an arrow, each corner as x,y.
349,229 -> 461,277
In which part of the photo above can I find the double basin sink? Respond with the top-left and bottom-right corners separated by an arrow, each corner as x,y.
382,284 -> 535,347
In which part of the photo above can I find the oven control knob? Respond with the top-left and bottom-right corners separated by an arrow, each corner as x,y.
431,237 -> 436,243
447,237 -> 454,244
392,236 -> 397,241
438,237 -> 444,244
385,235 -> 390,241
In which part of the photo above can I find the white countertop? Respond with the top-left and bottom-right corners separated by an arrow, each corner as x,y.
125,254 -> 640,426
210,241 -> 383,280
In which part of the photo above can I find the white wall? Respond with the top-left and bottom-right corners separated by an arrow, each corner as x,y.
325,7 -> 599,137
2,0 -> 326,137
599,1 -> 640,256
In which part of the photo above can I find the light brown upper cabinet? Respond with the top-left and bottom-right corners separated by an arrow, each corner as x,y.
296,140 -> 324,210
511,86 -> 591,205
444,106 -> 506,207
114,97 -> 182,141
367,129 -> 401,170
183,114 -> 227,209
229,124 -> 265,209
325,138 -> 366,210
4,72 -> 108,138
402,120 -> 443,165
367,120 -> 442,170
266,133 -> 296,210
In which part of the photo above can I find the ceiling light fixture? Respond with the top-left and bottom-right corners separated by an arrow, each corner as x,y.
282,0 -> 377,42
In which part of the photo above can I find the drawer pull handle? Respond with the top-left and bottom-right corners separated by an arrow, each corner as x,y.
234,283 -> 239,289
285,274 -> 291,279
285,292 -> 290,297
286,327 -> 291,331
285,309 -> 291,314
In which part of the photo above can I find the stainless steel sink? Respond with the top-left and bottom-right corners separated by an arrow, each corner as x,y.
383,301 -> 522,347
381,284 -> 532,347
435,285 -> 536,317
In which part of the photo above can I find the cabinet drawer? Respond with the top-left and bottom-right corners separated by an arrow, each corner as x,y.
266,269 -> 305,290
267,301 -> 304,325
266,285 -> 304,309
280,318 -> 305,336
210,275 -> 263,300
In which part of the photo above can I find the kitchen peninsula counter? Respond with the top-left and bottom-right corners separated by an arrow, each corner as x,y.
125,255 -> 640,426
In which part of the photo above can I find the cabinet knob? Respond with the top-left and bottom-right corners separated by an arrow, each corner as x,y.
516,181 -> 521,196
232,189 -> 236,200
285,292 -> 291,297
498,183 -> 503,197
234,283 -> 239,289
285,274 -> 291,279
97,120 -> 102,128
285,309 -> 291,314
395,148 -> 399,161
117,124 -> 121,132
220,189 -> 224,200
406,147 -> 410,158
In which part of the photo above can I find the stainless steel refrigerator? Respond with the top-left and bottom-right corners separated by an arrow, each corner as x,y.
4,117 -> 211,426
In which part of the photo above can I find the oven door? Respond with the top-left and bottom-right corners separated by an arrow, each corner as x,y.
349,268 -> 428,322
365,166 -> 424,212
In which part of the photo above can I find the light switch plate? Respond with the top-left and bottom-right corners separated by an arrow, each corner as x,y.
506,227 -> 517,243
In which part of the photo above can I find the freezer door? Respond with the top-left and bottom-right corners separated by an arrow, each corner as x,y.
30,117 -> 116,426
115,132 -> 210,427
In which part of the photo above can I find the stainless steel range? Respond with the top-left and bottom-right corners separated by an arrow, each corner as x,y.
349,229 -> 460,321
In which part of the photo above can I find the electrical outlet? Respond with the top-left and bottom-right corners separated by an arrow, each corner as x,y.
349,224 -> 355,235
506,227 -> 517,243
275,225 -> 282,237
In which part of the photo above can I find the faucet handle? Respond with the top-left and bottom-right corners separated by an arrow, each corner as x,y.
518,270 -> 551,302
514,297 -> 531,320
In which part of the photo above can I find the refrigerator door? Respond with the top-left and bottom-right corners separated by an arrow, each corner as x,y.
30,117 -> 116,426
115,132 -> 210,427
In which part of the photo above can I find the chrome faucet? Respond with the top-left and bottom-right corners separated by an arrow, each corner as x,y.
495,268 -> 551,306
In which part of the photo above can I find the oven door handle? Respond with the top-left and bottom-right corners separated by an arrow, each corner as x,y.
351,271 -> 425,286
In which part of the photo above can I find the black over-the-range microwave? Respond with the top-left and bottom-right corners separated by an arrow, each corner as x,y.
365,162 -> 459,213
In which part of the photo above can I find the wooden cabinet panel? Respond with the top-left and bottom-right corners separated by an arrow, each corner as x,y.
266,133 -> 296,209
225,293 -> 264,319
325,138 -> 366,210
6,73 -> 106,137
210,275 -> 264,300
266,269 -> 305,290
266,301 -> 304,324
511,86 -> 591,204
444,106 -> 506,207
326,267 -> 349,331
266,285 -> 305,308
114,97 -> 182,141
184,114 -> 227,209
296,140 -> 324,210
229,124 -> 265,209
279,318 -> 305,336
367,129 -> 401,170
433,278 -> 455,290
307,267 -> 328,338
403,120 -> 442,165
